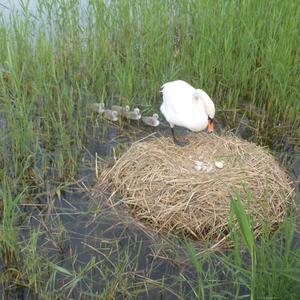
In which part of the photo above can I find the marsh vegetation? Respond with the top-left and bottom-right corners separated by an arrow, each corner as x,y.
0,0 -> 299,299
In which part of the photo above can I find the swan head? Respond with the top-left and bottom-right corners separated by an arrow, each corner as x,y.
111,111 -> 118,121
153,113 -> 159,119
193,89 -> 215,133
112,111 -> 118,117
133,108 -> 140,114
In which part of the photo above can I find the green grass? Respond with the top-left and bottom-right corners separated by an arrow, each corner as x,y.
185,197 -> 300,299
0,0 -> 299,298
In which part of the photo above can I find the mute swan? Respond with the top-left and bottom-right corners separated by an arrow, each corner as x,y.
142,113 -> 160,127
111,105 -> 130,116
91,102 -> 105,114
103,110 -> 118,121
124,108 -> 141,120
160,80 -> 215,146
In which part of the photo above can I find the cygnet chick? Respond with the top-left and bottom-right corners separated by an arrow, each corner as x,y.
124,108 -> 141,120
103,110 -> 118,121
91,102 -> 105,114
142,113 -> 160,127
111,105 -> 130,116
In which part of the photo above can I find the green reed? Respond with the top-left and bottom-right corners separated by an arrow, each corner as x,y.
1,0 -> 299,185
0,0 -> 299,298
185,196 -> 299,299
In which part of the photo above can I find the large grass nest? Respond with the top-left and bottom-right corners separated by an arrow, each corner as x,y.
97,133 -> 294,245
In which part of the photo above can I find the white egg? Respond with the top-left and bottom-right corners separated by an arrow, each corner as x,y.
215,160 -> 224,169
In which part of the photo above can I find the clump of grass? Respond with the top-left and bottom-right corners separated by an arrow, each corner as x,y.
0,179 -> 24,266
230,195 -> 256,300
19,229 -> 42,293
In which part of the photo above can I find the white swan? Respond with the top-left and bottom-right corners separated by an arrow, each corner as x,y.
160,80 -> 215,145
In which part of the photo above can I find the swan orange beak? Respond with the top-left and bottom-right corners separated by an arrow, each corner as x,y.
208,119 -> 214,133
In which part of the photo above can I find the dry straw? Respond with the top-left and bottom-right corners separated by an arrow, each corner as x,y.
97,133 -> 294,245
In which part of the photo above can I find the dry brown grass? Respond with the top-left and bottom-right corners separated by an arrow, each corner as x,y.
96,133 -> 294,245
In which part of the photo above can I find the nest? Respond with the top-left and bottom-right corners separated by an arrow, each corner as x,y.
97,133 -> 294,245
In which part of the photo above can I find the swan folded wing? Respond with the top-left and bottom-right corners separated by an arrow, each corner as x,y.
161,81 -> 195,115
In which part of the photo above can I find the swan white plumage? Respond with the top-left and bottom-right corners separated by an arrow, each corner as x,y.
160,80 -> 215,145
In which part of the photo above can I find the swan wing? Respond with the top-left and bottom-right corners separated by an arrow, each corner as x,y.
160,80 -> 209,131
160,80 -> 195,119
161,80 -> 197,126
